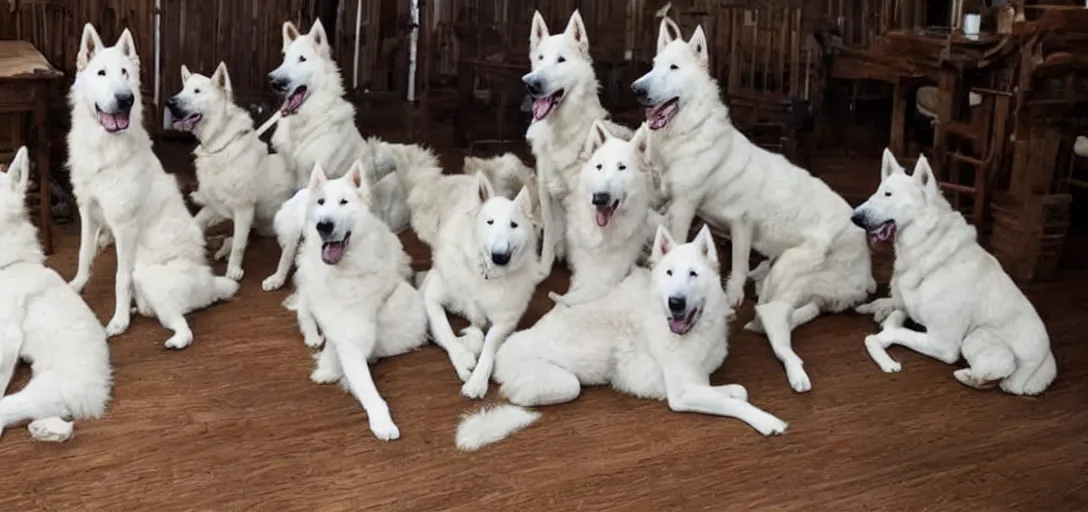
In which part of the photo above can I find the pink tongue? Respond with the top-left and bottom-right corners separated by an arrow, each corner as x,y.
532,98 -> 551,120
595,209 -> 610,227
668,318 -> 688,334
99,112 -> 119,131
321,242 -> 345,264
117,114 -> 130,130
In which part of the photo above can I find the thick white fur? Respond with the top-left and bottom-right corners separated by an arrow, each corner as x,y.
632,19 -> 875,392
67,24 -> 239,349
523,10 -> 635,266
853,151 -> 1056,395
0,147 -> 112,443
550,121 -> 664,307
169,62 -> 295,281
294,162 -> 427,440
270,19 -> 408,230
455,225 -> 788,451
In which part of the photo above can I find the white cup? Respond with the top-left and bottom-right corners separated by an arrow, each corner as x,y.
963,13 -> 981,37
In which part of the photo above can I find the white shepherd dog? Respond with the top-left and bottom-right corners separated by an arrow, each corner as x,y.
454,225 -> 788,451
0,147 -> 112,443
549,120 -> 664,307
522,10 -> 634,266
294,161 -> 427,441
631,18 -> 875,392
399,153 -> 546,399
269,19 -> 407,230
167,62 -> 295,281
852,151 -> 1056,395
67,24 -> 239,349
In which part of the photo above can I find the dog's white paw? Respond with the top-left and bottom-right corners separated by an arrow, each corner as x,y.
458,327 -> 485,356
450,349 -> 477,382
786,367 -> 812,393
310,366 -> 342,384
28,418 -> 74,443
304,334 -> 325,349
368,417 -> 400,441
164,332 -> 193,350
953,368 -> 996,390
743,319 -> 764,334
105,315 -> 130,337
226,266 -> 244,281
262,274 -> 286,291
864,335 -> 902,373
461,378 -> 489,400
758,417 -> 789,437
725,280 -> 745,308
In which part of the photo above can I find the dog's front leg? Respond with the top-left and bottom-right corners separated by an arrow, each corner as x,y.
263,226 -> 302,291
461,320 -> 516,399
105,226 -> 138,337
69,203 -> 101,293
666,199 -> 699,243
661,362 -> 788,436
421,276 -> 476,382
224,206 -> 255,281
294,293 -> 324,348
331,324 -> 399,441
725,220 -> 751,307
0,295 -> 27,397
864,325 -> 959,373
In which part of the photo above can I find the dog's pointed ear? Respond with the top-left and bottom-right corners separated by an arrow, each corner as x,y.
476,171 -> 495,203
913,154 -> 940,198
77,23 -> 104,71
6,146 -> 30,194
657,17 -> 679,54
117,29 -> 138,64
689,26 -> 709,66
282,21 -> 301,52
564,10 -> 589,55
212,62 -> 233,98
530,11 -> 549,53
880,147 -> 902,181
651,224 -> 676,262
308,162 -> 328,191
513,186 -> 533,218
309,18 -> 330,53
346,160 -> 372,203
632,123 -> 653,167
180,64 -> 192,83
581,119 -> 612,158
693,224 -> 719,265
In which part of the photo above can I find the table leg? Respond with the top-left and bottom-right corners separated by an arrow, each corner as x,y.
34,97 -> 53,255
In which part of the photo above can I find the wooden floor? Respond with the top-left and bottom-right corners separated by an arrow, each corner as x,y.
0,223 -> 1086,511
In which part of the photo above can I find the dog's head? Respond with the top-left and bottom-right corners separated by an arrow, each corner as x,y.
578,121 -> 655,228
474,172 -> 536,275
306,160 -> 373,266
631,18 -> 711,131
521,10 -> 595,122
166,62 -> 233,132
650,224 -> 727,335
269,20 -> 334,116
72,24 -> 142,134
0,147 -> 30,223
852,149 -> 944,244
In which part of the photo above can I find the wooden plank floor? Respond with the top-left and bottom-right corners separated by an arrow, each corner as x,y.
0,223 -> 1086,511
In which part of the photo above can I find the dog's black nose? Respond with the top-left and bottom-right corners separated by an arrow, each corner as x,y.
316,220 -> 334,236
491,251 -> 511,266
165,96 -> 179,111
850,211 -> 866,229
269,75 -> 289,93
632,83 -> 648,99
115,92 -> 135,111
668,296 -> 686,314
524,77 -> 542,96
591,192 -> 611,206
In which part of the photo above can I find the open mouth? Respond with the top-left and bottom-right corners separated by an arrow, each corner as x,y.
95,105 -> 131,133
531,89 -> 565,121
320,232 -> 351,265
282,86 -> 308,115
595,199 -> 620,227
171,113 -> 202,132
646,97 -> 679,130
668,307 -> 700,335
868,220 -> 897,244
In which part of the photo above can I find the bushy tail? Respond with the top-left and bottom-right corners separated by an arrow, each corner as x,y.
213,276 -> 240,302
377,141 -> 445,245
455,404 -> 541,452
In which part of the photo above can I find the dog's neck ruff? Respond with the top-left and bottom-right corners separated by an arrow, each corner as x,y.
198,127 -> 254,156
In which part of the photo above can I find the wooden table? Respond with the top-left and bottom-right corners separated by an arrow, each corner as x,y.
0,40 -> 62,254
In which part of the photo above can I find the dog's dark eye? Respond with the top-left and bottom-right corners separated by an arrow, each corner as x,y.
689,270 -> 698,277
537,54 -> 543,61
339,199 -> 347,205
97,69 -> 106,76
122,69 -> 129,78
558,56 -> 566,63
666,269 -> 673,276
510,221 -> 518,228
194,88 -> 201,94
670,64 -> 679,70
618,163 -> 626,171
317,198 -> 325,205
486,219 -> 494,225
884,191 -> 892,197
596,163 -> 602,170
299,56 -> 307,63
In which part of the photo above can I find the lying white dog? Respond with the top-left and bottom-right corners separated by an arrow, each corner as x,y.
0,147 -> 112,443
455,225 -> 788,451
852,150 -> 1056,395
294,161 -> 427,440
